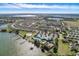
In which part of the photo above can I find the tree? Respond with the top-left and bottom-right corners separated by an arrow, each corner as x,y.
23,35 -> 26,39
53,46 -> 58,53
15,30 -> 19,35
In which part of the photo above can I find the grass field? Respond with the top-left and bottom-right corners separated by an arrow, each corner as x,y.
58,34 -> 72,56
19,30 -> 27,37
63,20 -> 79,27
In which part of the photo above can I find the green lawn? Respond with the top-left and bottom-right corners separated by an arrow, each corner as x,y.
19,30 -> 27,37
19,30 -> 36,38
58,34 -> 72,56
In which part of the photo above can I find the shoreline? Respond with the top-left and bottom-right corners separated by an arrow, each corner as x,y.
0,24 -> 46,56
14,32 -> 46,56
0,31 -> 46,56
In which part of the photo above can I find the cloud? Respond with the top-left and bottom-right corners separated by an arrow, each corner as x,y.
0,10 -> 79,14
0,3 -> 79,10
0,4 -> 21,9
14,3 -> 79,10
0,3 -> 79,13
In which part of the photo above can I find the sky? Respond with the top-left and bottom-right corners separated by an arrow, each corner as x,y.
0,3 -> 79,14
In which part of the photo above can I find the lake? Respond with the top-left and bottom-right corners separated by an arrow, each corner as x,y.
0,24 -> 45,56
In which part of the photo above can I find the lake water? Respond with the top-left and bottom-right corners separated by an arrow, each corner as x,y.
0,24 -> 45,56
0,32 -> 18,56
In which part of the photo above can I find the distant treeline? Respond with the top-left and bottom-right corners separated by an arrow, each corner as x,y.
62,18 -> 79,21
